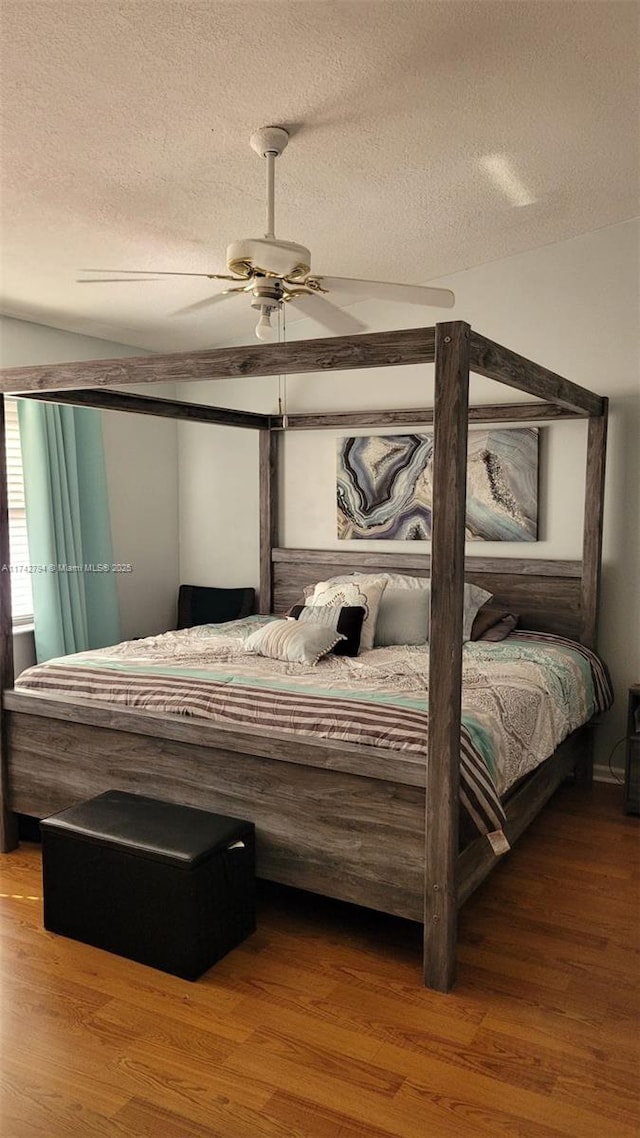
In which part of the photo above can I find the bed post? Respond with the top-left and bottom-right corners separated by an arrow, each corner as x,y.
424,321 -> 470,991
0,397 -> 18,852
259,428 -> 278,614
581,402 -> 608,651
577,401 -> 608,788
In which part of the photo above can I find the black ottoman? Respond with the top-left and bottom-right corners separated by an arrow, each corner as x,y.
41,790 -> 256,980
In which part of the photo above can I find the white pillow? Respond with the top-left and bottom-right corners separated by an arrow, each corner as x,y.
244,619 -> 344,665
305,577 -> 388,652
309,572 -> 492,644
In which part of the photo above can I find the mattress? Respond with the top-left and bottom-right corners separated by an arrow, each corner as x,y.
15,619 -> 612,847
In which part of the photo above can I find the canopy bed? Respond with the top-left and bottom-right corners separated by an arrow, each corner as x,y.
0,321 -> 609,991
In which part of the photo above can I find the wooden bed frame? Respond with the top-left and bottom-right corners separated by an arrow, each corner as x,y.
0,322 -> 608,991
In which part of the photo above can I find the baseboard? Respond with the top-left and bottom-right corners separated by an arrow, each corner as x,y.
593,763 -> 624,786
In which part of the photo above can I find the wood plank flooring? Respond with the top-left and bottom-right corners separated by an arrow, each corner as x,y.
0,784 -> 638,1137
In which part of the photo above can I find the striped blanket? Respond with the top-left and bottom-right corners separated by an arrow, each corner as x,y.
15,620 -> 612,848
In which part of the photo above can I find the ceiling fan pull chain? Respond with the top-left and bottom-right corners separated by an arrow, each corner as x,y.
282,305 -> 288,429
277,305 -> 288,430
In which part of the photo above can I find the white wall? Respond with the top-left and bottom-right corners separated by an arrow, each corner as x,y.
178,219 -> 639,773
0,316 -> 180,657
100,391 -> 179,638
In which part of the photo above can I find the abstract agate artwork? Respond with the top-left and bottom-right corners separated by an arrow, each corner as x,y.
337,428 -> 538,541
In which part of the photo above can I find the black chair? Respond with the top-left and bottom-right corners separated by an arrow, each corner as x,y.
177,585 -> 255,630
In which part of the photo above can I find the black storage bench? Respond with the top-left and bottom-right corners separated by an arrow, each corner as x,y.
41,790 -> 256,980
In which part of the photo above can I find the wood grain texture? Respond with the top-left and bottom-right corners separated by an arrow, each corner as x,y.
0,328 -> 436,394
271,547 -> 583,576
2,691 -> 429,786
1,785 -> 637,1138
259,430 -> 278,614
6,709 -> 427,920
23,389 -> 270,429
470,332 -> 605,416
424,321 -> 470,991
581,406 -> 608,649
274,401 -> 583,430
0,398 -> 17,853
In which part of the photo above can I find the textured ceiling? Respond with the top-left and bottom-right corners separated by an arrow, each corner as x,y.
0,0 -> 638,353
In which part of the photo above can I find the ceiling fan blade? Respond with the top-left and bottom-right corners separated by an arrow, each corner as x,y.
77,277 -> 171,283
288,292 -> 367,336
172,291 -> 238,317
315,276 -> 455,309
79,268 -> 232,279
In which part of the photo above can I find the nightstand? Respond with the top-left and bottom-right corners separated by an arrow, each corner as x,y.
624,685 -> 640,815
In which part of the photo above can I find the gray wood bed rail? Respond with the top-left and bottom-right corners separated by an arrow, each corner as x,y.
0,321 -> 608,991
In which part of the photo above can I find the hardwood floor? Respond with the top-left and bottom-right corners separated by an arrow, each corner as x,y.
1,784 -> 638,1138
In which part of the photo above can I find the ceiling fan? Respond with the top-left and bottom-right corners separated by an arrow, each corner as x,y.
78,126 -> 455,341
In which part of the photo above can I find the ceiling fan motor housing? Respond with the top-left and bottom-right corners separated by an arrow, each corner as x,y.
250,278 -> 282,312
227,238 -> 311,281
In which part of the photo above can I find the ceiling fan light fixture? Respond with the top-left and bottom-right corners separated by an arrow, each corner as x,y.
255,306 -> 277,341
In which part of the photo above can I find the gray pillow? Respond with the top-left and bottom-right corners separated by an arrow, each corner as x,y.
243,619 -> 344,665
374,589 -> 431,647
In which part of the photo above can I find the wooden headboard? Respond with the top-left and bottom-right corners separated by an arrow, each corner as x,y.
271,548 -> 584,641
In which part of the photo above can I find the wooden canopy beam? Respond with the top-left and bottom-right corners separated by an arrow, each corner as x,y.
470,332 -> 605,417
0,328 -> 436,394
270,401 -> 583,431
22,389 -> 270,430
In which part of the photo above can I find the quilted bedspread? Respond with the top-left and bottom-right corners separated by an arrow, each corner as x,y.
15,620 -> 612,847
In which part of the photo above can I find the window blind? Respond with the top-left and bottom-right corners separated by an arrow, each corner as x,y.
3,399 -> 33,623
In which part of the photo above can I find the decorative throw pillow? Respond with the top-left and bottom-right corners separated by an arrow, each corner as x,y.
471,606 -> 519,641
243,619 -> 344,665
481,614 -> 518,641
289,604 -> 365,657
305,578 -> 388,652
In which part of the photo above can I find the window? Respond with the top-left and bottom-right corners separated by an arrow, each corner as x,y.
4,399 -> 33,623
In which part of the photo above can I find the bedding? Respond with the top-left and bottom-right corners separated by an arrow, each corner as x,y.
15,620 -> 612,849
306,573 -> 492,644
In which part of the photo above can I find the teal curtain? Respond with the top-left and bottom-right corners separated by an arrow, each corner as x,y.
17,401 -> 121,662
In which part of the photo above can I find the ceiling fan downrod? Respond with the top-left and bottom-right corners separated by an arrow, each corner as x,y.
249,126 -> 290,336
249,126 -> 289,241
